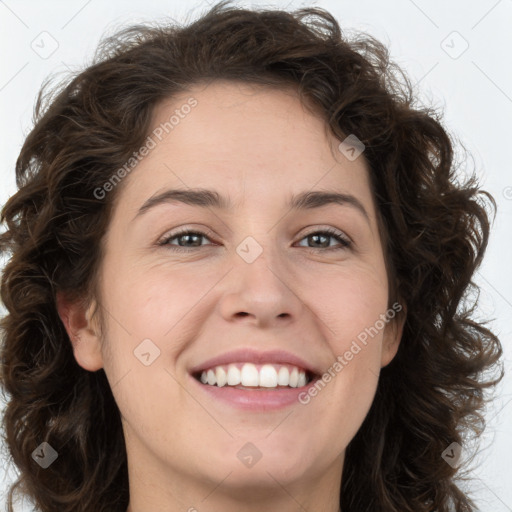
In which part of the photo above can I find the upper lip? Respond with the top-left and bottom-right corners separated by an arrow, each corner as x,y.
189,348 -> 323,377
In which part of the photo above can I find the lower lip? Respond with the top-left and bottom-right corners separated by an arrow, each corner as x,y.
189,374 -> 319,411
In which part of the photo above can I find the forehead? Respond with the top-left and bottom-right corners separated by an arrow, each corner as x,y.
116,80 -> 374,218
151,80 -> 340,166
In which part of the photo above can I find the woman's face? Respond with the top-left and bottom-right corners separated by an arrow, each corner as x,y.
62,81 -> 404,509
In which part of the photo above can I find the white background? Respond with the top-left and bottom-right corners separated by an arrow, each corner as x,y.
0,0 -> 511,510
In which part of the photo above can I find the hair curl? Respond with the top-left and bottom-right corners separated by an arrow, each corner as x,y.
0,1 -> 503,511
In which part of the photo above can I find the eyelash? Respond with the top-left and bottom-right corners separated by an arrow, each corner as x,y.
157,227 -> 352,253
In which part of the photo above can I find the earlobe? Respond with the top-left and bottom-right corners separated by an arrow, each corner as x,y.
56,292 -> 104,372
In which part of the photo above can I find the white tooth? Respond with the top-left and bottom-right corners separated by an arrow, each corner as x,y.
207,369 -> 217,386
216,366 -> 227,387
200,371 -> 208,384
297,371 -> 307,387
227,364 -> 241,385
259,364 -> 278,387
277,366 -> 290,386
289,367 -> 299,387
240,363 -> 259,387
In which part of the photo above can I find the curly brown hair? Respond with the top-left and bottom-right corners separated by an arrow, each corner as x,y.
0,1 -> 503,511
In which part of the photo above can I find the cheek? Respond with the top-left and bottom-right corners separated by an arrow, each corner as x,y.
96,280 -> 193,441
301,264 -> 387,411
301,273 -> 386,448
306,264 -> 389,348
101,257 -> 213,338
96,261 -> 215,400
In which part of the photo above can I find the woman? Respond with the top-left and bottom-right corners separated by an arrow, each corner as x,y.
0,1 -> 503,511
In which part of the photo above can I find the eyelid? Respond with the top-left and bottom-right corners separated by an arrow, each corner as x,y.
300,225 -> 352,244
157,225 -> 218,246
157,224 -> 353,252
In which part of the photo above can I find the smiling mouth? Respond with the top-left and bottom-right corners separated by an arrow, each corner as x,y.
192,362 -> 318,390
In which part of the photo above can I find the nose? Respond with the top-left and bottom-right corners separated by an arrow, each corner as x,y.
217,244 -> 305,328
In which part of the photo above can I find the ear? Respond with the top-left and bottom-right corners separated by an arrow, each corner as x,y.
380,303 -> 407,368
56,291 -> 104,371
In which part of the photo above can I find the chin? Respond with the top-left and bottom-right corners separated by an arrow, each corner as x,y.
204,448 -> 314,486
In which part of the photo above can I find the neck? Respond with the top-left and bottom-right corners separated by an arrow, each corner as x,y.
124,445 -> 344,512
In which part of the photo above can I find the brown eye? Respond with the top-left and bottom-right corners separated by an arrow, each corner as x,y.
296,229 -> 352,251
158,227 -> 352,253
159,230 -> 213,251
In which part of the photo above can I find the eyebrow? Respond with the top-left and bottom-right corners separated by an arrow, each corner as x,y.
133,187 -> 370,223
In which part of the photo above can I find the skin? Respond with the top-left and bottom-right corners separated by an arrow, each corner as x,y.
57,80 -> 405,512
